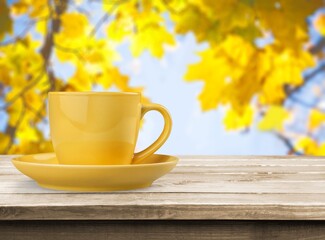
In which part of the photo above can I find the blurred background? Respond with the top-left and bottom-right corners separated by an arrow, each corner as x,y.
1,0 -> 325,156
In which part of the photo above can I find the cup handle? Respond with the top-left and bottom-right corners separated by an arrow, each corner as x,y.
132,103 -> 172,164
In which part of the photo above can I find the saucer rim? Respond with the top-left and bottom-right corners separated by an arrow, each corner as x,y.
12,153 -> 179,168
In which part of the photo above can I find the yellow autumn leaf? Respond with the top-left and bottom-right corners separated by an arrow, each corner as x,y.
29,0 -> 49,18
9,139 -> 53,154
219,2 -> 255,32
16,124 -> 40,142
194,0 -> 254,34
11,0 -> 29,15
308,110 -> 325,130
258,105 -> 289,131
185,48 -> 229,110
6,91 -> 23,127
185,35 -> 256,111
12,0 -> 49,18
259,46 -> 315,104
94,66 -> 123,89
24,90 -> 44,113
223,106 -> 254,130
193,0 -> 237,20
60,13 -> 88,39
110,67 -> 142,93
0,0 -> 12,40
92,69 -> 111,89
172,5 -> 212,42
255,0 -> 322,49
171,0 -> 259,44
316,143 -> 325,156
83,39 -> 120,64
35,20 -> 47,35
107,16 -> 133,42
55,37 -> 119,65
68,65 -> 92,91
314,13 -> 325,36
295,137 -> 318,155
131,25 -> 175,58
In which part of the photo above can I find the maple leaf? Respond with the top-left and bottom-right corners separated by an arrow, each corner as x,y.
295,137 -> 325,156
223,106 -> 254,130
259,45 -> 315,104
107,15 -> 133,42
255,0 -> 322,49
16,124 -> 40,142
60,13 -> 88,39
295,137 -> 318,155
258,105 -> 289,131
131,25 -> 175,58
11,0 -> 29,15
172,5 -> 213,43
67,64 -> 92,91
185,35 -> 256,111
308,110 -> 325,131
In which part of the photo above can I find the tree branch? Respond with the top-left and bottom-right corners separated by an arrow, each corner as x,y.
89,0 -> 129,37
309,38 -> 325,55
288,95 -> 325,113
0,16 -> 49,46
67,0 -> 90,16
40,0 -> 68,91
89,13 -> 110,37
3,99 -> 26,153
275,132 -> 302,155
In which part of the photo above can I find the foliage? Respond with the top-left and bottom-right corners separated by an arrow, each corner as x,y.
0,0 -> 325,154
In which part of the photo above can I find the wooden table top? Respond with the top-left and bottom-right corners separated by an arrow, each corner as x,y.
1,155 -> 325,221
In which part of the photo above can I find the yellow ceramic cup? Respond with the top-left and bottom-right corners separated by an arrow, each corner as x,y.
48,92 -> 172,165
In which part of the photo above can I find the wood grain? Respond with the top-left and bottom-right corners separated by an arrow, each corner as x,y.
1,220 -> 325,240
1,155 -> 325,220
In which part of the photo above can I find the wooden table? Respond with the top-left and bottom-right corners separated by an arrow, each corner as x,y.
1,155 -> 325,240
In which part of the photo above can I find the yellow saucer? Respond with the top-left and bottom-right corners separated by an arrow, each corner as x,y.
12,153 -> 178,192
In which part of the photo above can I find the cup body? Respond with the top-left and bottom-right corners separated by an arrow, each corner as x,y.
49,92 -> 141,165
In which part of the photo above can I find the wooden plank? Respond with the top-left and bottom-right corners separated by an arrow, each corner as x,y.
2,178 -> 325,194
6,171 -> 325,184
3,204 -> 325,220
1,193 -> 325,220
178,155 -> 325,160
1,193 -> 325,206
170,165 -> 325,173
2,155 -> 325,220
5,171 -> 325,181
1,220 -> 325,240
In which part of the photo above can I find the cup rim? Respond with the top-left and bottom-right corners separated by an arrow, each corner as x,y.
49,91 -> 140,96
